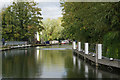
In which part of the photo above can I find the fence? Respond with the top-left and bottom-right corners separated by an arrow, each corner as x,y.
5,41 -> 28,46
73,41 -> 120,60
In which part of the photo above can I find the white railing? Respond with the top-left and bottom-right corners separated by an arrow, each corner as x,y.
5,41 -> 28,46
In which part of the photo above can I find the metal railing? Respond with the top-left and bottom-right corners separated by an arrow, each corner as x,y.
5,41 -> 28,46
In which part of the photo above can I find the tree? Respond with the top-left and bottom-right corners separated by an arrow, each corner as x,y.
61,2 -> 120,59
2,1 -> 43,42
42,18 -> 64,41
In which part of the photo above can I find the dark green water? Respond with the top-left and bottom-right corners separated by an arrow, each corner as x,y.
2,45 -> 120,78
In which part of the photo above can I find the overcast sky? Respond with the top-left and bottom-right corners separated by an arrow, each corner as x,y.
0,0 -> 118,19
38,2 -> 63,20
0,1 -> 63,20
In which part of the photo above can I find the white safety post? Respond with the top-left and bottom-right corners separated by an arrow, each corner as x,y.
98,44 -> 102,59
85,43 -> 89,54
78,42 -> 81,51
73,41 -> 76,49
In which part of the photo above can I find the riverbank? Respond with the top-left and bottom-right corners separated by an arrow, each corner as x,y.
0,44 -> 52,51
0,44 -> 31,51
73,49 -> 120,70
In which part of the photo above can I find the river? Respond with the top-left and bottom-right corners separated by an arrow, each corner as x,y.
1,44 -> 120,78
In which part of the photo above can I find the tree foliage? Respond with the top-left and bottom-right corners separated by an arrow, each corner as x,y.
61,2 -> 120,59
2,1 -> 43,42
42,18 -> 64,41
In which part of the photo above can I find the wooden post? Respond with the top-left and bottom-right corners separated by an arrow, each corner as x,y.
98,44 -> 102,59
78,42 -> 81,51
95,66 -> 98,78
96,44 -> 98,67
73,41 -> 76,49
85,43 -> 88,54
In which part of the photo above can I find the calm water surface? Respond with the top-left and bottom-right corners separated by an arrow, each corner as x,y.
2,45 -> 120,78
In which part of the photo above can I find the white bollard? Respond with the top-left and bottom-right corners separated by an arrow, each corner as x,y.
85,43 -> 89,54
78,42 -> 81,51
98,44 -> 102,59
73,41 -> 76,49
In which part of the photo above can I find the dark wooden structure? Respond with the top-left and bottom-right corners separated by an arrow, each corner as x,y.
73,49 -> 120,69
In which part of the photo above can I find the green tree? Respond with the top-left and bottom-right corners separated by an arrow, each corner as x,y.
42,18 -> 64,41
61,2 -> 120,59
2,1 -> 43,42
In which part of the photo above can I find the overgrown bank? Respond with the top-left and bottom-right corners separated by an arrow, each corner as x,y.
61,2 -> 120,59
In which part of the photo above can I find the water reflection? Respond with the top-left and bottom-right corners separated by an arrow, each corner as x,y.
2,48 -> 42,78
77,58 -> 81,70
36,46 -> 43,61
0,52 -> 2,79
98,72 -> 102,78
85,64 -> 88,78
25,50 -> 27,54
2,45 -> 120,78
36,49 -> 40,61
71,55 -> 120,78
73,56 -> 76,66
40,50 -> 42,60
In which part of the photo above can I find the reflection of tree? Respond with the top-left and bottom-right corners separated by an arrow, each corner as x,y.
2,48 -> 73,78
64,55 -> 120,78
41,50 -> 67,67
3,47 -> 119,78
64,55 -> 98,78
63,55 -> 85,78
2,47 -> 42,78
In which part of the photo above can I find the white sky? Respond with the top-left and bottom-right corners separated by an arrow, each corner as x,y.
0,1 -> 63,20
0,0 -> 119,19
38,2 -> 63,20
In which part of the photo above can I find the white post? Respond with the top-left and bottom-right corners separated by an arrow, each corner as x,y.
78,42 -> 81,51
36,32 -> 40,41
85,43 -> 88,54
73,41 -> 76,49
98,44 -> 102,59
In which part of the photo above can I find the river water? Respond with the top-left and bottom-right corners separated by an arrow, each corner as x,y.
1,45 -> 120,78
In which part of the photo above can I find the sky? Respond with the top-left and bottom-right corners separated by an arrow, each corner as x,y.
0,0 -> 118,20
38,2 -> 63,20
0,0 -> 63,20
